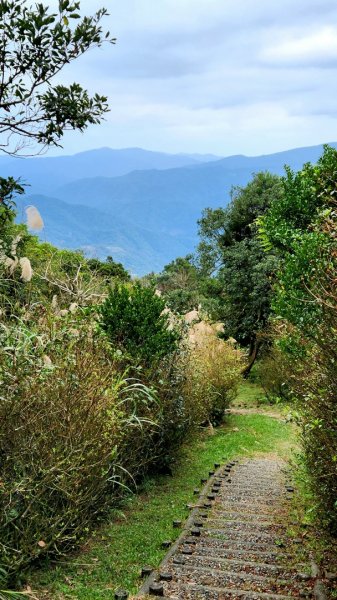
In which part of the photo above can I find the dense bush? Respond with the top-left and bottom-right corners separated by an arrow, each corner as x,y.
260,145 -> 337,531
0,270 -> 219,585
184,326 -> 243,425
0,317 -> 129,579
0,306 -> 189,582
253,329 -> 293,403
99,283 -> 180,364
87,256 -> 130,282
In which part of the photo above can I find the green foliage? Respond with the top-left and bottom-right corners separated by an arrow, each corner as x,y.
184,333 -> 243,425
0,0 -> 114,156
217,238 -> 278,346
156,254 -> 225,319
260,146 -> 337,252
87,256 -> 130,282
198,172 -> 283,273
260,146 -> 337,333
163,287 -> 199,313
0,308 -> 189,584
197,172 -> 283,361
157,255 -> 198,292
99,283 -> 179,364
260,145 -> 337,531
156,255 -> 200,313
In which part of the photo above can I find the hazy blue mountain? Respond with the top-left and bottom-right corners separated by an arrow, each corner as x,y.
178,152 -> 221,162
17,142 -> 337,275
0,147 -> 221,196
55,141 -> 337,237
19,195 -> 193,275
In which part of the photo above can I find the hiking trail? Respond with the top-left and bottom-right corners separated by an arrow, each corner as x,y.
137,457 -> 322,599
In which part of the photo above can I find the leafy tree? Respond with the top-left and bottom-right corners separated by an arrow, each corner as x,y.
87,256 -> 130,282
157,255 -> 198,293
0,1 -> 115,300
197,172 -> 283,375
260,145 -> 337,530
259,146 -> 337,330
0,1 -> 114,158
198,172 -> 283,275
156,255 -> 200,313
99,283 -> 179,365
156,255 -> 225,317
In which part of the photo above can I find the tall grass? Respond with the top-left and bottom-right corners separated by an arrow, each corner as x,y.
184,329 -> 243,425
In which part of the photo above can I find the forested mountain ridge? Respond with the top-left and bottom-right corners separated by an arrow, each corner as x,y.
18,194 -> 193,275
1,147 -> 221,196
17,142 -> 337,274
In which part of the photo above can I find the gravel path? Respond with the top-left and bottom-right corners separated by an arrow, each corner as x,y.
137,458 -> 317,599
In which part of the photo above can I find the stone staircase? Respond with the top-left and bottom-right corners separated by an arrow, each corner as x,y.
137,458 -> 320,599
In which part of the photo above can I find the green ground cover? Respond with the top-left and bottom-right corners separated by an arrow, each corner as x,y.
31,411 -> 297,599
232,382 -> 289,417
233,382 -> 269,407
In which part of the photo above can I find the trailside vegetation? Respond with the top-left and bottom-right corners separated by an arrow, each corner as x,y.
197,172 -> 282,375
0,1 -> 242,589
259,145 -> 337,531
99,283 -> 179,365
0,204 -> 242,588
158,151 -> 337,533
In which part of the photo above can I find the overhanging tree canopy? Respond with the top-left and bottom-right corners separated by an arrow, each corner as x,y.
197,172 -> 283,375
0,0 -> 115,156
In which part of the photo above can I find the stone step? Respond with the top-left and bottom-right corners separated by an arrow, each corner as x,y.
192,546 -> 292,563
189,536 -> 291,553
204,520 -> 287,531
165,564 -> 314,596
205,511 -> 288,522
170,553 -> 310,578
163,580 -> 313,599
137,458 -> 316,600
203,528 -> 283,543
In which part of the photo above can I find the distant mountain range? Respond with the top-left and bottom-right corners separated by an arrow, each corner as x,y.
0,147 -> 221,196
8,142 -> 337,275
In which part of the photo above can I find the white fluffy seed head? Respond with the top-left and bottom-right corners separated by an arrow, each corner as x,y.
26,206 -> 44,231
8,256 -> 18,274
19,257 -> 33,282
11,235 -> 22,256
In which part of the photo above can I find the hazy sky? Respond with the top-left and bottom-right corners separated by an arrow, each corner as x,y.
53,0 -> 337,157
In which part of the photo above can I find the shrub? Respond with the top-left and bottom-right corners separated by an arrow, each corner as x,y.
261,325 -> 337,531
260,145 -> 337,532
0,316 -> 159,582
87,256 -> 130,282
254,328 -> 294,403
0,303 -> 193,583
184,326 -> 242,425
119,348 -> 191,475
98,283 -> 180,365
164,287 -> 199,314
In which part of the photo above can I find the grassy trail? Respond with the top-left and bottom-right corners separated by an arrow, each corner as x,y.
31,386 -> 297,599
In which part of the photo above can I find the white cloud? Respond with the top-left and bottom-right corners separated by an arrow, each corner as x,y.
261,26 -> 337,66
46,0 -> 337,156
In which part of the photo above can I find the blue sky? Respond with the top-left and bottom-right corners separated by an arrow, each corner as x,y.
53,0 -> 337,156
